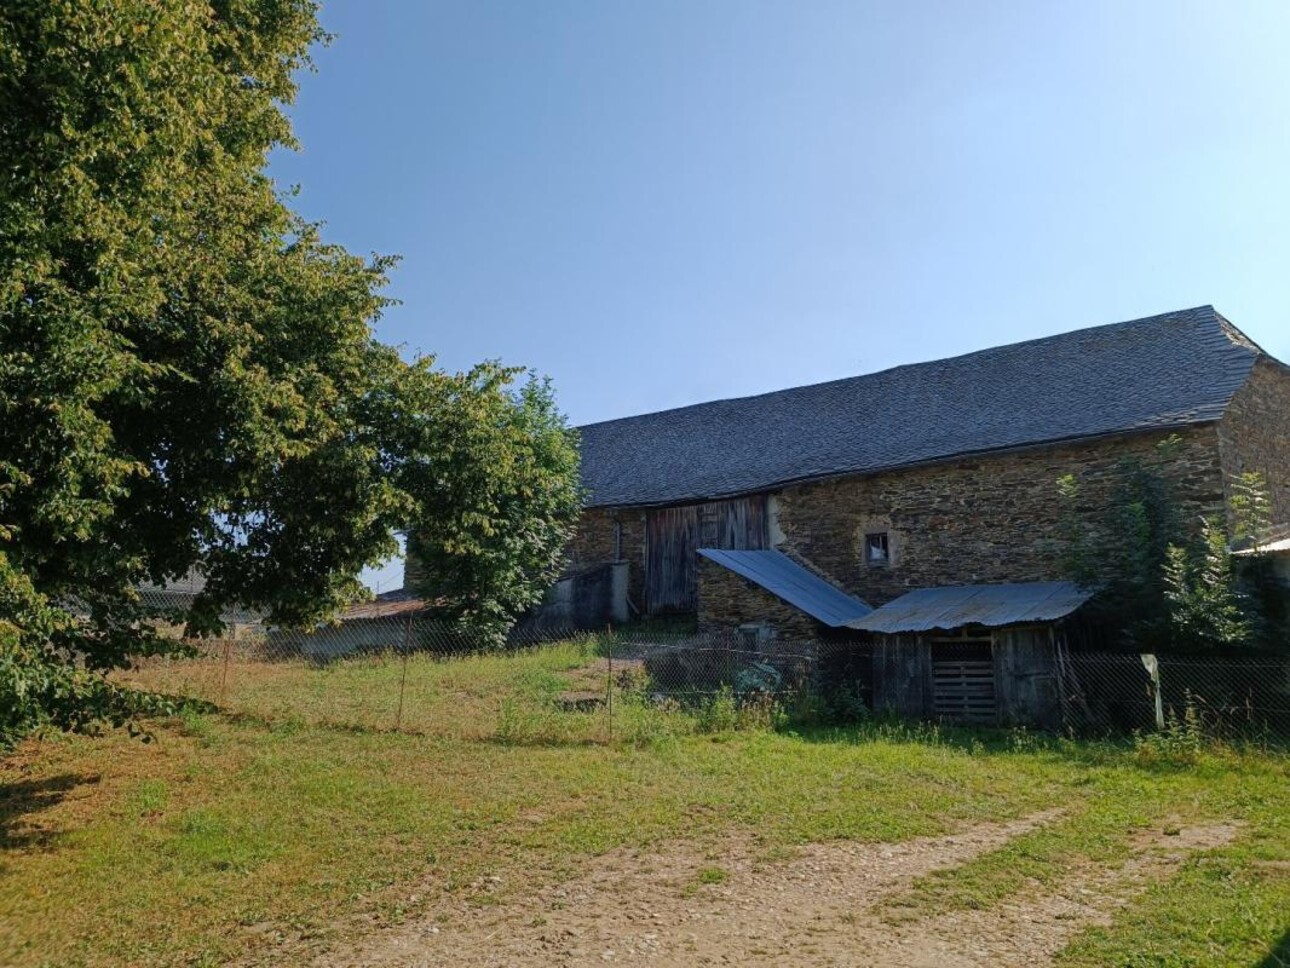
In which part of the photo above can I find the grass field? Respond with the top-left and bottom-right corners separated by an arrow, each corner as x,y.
1,643 -> 1287,967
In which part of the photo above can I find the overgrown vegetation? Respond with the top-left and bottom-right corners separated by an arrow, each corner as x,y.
0,2 -> 580,745
1058,438 -> 1284,652
2,643 -> 1286,967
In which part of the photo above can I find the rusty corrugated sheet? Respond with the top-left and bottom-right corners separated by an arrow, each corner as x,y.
848,582 -> 1092,634
698,549 -> 872,627
339,591 -> 429,621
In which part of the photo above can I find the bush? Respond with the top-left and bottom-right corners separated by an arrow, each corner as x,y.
1132,699 -> 1209,766
697,686 -> 739,733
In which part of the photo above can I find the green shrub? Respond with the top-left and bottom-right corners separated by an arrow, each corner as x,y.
1133,699 -> 1210,766
697,686 -> 739,734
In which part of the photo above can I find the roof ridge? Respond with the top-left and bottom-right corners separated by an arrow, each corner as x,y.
579,305 -> 1263,508
579,305 -> 1221,430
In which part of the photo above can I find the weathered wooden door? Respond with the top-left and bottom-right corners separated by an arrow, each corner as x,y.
699,497 -> 768,550
646,505 -> 700,613
645,496 -> 769,614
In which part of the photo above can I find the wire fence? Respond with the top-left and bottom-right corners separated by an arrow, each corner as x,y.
115,610 -> 1290,745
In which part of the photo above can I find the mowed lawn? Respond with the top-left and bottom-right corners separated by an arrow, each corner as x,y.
1,644 -> 1287,968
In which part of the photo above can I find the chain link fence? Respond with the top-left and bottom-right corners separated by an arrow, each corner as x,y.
1060,651 -> 1290,741
115,590 -> 1290,744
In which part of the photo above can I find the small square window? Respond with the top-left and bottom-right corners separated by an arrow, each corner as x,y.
865,532 -> 890,566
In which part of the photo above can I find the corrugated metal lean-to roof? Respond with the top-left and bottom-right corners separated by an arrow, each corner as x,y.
698,549 -> 872,627
849,581 -> 1093,634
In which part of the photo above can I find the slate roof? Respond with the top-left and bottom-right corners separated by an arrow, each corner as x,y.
697,549 -> 872,627
849,582 -> 1094,634
578,306 -> 1264,508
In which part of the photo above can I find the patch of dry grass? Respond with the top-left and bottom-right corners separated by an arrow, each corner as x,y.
120,639 -> 607,739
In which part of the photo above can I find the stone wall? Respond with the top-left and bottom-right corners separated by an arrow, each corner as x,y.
566,507 -> 647,614
569,420 -> 1277,629
773,426 -> 1228,606
695,556 -> 822,639
401,542 -> 426,593
1218,357 -> 1290,525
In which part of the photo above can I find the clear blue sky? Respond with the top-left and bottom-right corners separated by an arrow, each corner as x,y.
272,0 -> 1290,435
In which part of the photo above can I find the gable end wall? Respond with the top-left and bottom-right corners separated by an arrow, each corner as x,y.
1217,356 -> 1290,525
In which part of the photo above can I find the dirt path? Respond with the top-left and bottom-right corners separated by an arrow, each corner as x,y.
312,811 -> 1236,968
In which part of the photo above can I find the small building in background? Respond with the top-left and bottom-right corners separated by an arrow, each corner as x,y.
269,590 -> 427,663
138,570 -> 264,638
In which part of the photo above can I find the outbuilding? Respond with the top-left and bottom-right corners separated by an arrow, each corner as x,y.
847,581 -> 1095,728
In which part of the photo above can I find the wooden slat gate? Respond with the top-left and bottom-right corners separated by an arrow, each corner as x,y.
930,640 -> 998,724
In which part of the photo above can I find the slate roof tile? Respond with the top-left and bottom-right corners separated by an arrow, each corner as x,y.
578,306 -> 1263,508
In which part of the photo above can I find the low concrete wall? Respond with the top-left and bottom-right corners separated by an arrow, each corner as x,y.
273,615 -> 409,663
521,561 -> 629,632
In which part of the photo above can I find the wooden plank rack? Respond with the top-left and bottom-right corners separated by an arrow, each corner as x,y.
932,657 -> 998,724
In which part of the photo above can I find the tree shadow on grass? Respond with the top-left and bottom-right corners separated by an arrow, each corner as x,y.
1258,929 -> 1290,968
0,772 -> 100,852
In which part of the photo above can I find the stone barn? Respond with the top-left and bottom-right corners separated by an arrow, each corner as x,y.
564,306 -> 1290,633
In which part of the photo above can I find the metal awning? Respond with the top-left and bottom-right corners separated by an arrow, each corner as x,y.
848,581 -> 1093,634
698,549 -> 872,627
1234,537 -> 1290,557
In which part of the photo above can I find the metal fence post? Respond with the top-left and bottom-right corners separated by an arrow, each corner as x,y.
396,613 -> 411,731
218,640 -> 232,706
606,623 -> 614,745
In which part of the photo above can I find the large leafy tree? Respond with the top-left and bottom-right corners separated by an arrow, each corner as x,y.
0,1 -> 580,743
401,375 -> 582,634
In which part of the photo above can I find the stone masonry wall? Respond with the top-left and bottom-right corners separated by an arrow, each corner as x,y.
1218,357 -> 1290,526
773,426 -> 1228,607
568,423 -> 1254,630
402,544 -> 426,593
566,507 -> 647,614
696,556 -> 822,639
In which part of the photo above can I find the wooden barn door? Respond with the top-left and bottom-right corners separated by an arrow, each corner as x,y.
930,636 -> 998,725
699,497 -> 768,551
646,506 -> 700,613
645,496 -> 769,614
